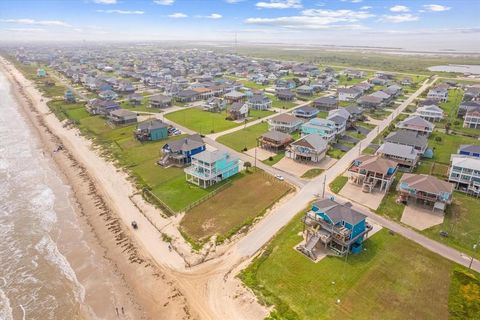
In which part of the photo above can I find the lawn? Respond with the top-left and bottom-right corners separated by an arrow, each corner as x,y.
329,175 -> 348,194
239,79 -> 268,90
217,122 -> 269,151
375,174 -> 405,221
270,95 -> 297,109
301,168 -> 324,179
337,75 -> 366,86
120,99 -> 163,113
422,192 -> 480,257
249,109 -> 275,119
262,151 -> 285,166
240,216 -> 474,319
327,148 -> 346,160
165,107 -> 239,134
415,160 -> 449,178
428,132 -> 479,164
180,170 -> 292,244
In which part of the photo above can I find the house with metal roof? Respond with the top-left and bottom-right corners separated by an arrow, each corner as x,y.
448,154 -> 480,196
246,93 -> 272,111
376,142 -> 420,172
298,198 -> 373,259
135,119 -> 169,141
458,145 -> 480,158
108,109 -> 137,126
286,134 -> 328,163
396,115 -> 434,135
268,114 -> 303,133
292,106 -> 319,119
184,150 -> 240,188
384,130 -> 428,155
414,104 -> 444,122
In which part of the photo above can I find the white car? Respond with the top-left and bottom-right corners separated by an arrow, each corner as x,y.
275,174 -> 284,181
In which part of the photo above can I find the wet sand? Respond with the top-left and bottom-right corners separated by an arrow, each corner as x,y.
0,58 -> 194,319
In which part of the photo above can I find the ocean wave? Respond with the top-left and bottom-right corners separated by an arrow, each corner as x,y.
34,235 -> 86,303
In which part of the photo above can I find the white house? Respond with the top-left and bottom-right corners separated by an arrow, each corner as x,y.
448,154 -> 480,195
338,88 -> 362,102
414,104 -> 444,122
427,85 -> 449,102
463,108 -> 480,129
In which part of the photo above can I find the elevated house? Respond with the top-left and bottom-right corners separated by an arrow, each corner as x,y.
343,69 -> 364,78
376,142 -> 420,172
464,108 -> 480,129
268,114 -> 303,133
396,115 -> 434,135
299,198 -> 373,259
135,119 -> 169,142
86,99 -> 120,115
345,105 -> 365,122
326,113 -> 347,134
301,118 -> 337,142
370,90 -> 392,104
357,95 -> 384,109
276,89 -> 295,101
385,84 -> 402,97
414,104 -> 444,122
64,89 -> 76,103
160,134 -> 205,167
384,130 -> 429,156
258,131 -> 293,151
128,93 -> 143,106
338,87 -> 361,102
228,102 -> 249,120
175,89 -> 199,103
313,95 -> 337,111
397,174 -> 454,212
448,154 -> 480,195
107,109 -> 137,126
296,85 -> 314,96
292,106 -> 320,119
286,134 -> 328,163
246,93 -> 272,111
99,89 -> 118,101
458,101 -> 480,118
224,90 -> 246,103
427,85 -> 449,102
150,94 -> 172,108
203,97 -> 226,113
347,155 -> 398,193
185,150 -> 240,188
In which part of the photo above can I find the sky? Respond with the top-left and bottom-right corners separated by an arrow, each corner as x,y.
0,0 -> 479,51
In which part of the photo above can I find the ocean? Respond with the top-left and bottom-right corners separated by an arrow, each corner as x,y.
0,69 -> 128,319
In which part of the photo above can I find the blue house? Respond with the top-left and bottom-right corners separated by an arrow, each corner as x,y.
64,89 -> 76,103
135,119 -> 169,142
292,106 -> 319,119
299,198 -> 372,259
301,118 -> 337,142
458,144 -> 480,158
160,134 -> 205,167
185,150 -> 240,188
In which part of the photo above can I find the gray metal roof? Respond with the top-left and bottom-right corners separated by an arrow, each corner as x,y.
384,130 -> 427,149
312,198 -> 366,225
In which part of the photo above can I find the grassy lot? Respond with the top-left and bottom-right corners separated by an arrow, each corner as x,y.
375,174 -> 405,221
329,176 -> 348,193
415,160 -> 450,178
217,122 -> 269,151
270,95 -> 297,109
337,75 -> 366,86
436,89 -> 480,137
180,170 -> 292,244
327,148 -> 346,160
262,151 -> 285,166
367,109 -> 392,120
362,147 -> 376,155
301,168 -> 324,179
239,79 -> 268,90
240,216 -> 475,319
428,132 -> 479,164
422,192 -> 480,257
120,99 -> 162,113
46,100 -> 87,122
165,107 -> 239,134
249,109 -> 275,119
317,111 -> 328,119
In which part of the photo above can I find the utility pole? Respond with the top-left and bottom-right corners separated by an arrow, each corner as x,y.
254,141 -> 257,170
469,243 -> 478,269
322,174 -> 326,198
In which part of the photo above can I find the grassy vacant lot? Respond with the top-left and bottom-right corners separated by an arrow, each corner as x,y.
428,132 -> 479,164
415,160 -> 450,178
180,170 -> 292,244
120,99 -> 162,113
47,100 -> 89,122
240,214 -> 478,319
270,95 -> 297,109
329,176 -> 348,193
262,151 -> 285,166
165,107 -> 239,134
423,192 -> 480,257
239,79 -> 268,90
375,174 -> 404,221
217,122 -> 269,151
301,168 -> 324,179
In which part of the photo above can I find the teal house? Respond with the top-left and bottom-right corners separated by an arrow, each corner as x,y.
185,150 -> 240,188
299,198 -> 372,259
135,119 -> 168,141
301,118 -> 337,142
36,68 -> 47,77
64,89 -> 76,103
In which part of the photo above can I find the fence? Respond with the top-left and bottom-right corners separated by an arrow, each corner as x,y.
183,180 -> 233,212
142,188 -> 176,217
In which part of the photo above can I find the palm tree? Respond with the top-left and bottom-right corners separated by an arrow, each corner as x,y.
244,161 -> 252,172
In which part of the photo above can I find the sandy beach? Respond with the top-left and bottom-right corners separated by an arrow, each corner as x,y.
0,57 -> 195,319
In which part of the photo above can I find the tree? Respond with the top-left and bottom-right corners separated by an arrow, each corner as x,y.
445,122 -> 451,134
435,136 -> 442,142
244,161 -> 252,172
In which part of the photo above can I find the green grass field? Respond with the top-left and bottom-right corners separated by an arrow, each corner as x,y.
180,171 -> 292,244
217,122 -> 269,151
262,151 -> 285,166
375,174 -> 405,221
301,168 -> 324,179
120,99 -> 163,113
329,176 -> 348,193
165,107 -> 239,134
270,95 -> 297,109
240,214 -> 478,319
428,132 -> 479,164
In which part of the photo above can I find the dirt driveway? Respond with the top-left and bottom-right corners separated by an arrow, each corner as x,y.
245,147 -> 276,161
339,182 -> 386,210
400,205 -> 444,230
273,157 -> 336,177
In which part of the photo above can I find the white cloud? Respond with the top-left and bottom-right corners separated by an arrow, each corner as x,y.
168,12 -> 188,18
256,0 -> 302,9
423,4 -> 451,12
153,0 -> 175,5
4,27 -> 46,32
390,5 -> 409,12
245,8 -> 373,29
340,0 -> 363,3
360,6 -> 372,10
197,13 -> 223,19
97,9 -> 144,15
0,18 -> 71,27
93,0 -> 117,4
225,0 -> 243,3
381,14 -> 419,23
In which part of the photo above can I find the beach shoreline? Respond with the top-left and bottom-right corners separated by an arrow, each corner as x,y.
0,57 -> 194,319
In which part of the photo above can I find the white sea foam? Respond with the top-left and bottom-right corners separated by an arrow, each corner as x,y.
0,288 -> 13,320
34,235 -> 86,302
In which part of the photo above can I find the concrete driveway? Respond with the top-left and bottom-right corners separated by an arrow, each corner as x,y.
401,205 -> 445,231
339,182 -> 386,210
273,156 -> 336,177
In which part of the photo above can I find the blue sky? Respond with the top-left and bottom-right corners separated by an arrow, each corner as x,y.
0,0 -> 479,51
